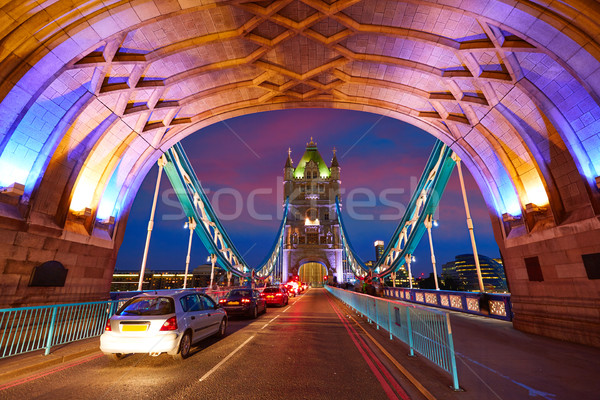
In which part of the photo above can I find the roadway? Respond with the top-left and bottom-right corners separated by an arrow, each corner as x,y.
0,288 -> 421,400
3,288 -> 599,400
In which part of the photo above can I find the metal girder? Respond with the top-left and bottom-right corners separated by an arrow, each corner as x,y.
336,140 -> 456,279
336,197 -> 370,277
256,198 -> 289,279
162,143 -> 288,279
163,144 -> 249,276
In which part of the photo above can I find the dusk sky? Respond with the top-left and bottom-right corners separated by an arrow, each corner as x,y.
115,108 -> 501,278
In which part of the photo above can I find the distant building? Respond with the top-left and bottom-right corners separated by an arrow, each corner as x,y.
111,272 -> 144,292
111,264 -> 227,291
442,254 -> 508,292
282,138 -> 343,285
374,240 -> 385,262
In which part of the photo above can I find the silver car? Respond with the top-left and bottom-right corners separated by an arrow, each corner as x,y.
100,290 -> 227,360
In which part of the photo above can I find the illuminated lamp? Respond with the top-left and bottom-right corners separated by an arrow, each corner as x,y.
596,176 -> 600,190
100,216 -> 116,225
304,218 -> 320,226
502,213 -> 518,222
525,203 -> 546,213
72,207 -> 92,217
0,182 -> 25,197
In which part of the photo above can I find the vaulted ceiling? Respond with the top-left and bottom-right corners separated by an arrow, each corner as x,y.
0,0 -> 599,243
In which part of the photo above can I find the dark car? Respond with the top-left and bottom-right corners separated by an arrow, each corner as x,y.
219,289 -> 266,318
261,287 -> 289,307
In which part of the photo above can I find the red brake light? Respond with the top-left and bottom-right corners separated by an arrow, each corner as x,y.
105,319 -> 112,331
276,293 -> 282,297
241,298 -> 250,303
160,316 -> 178,331
219,299 -> 226,303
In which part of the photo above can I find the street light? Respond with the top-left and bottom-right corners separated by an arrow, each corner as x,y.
405,253 -> 414,289
137,155 -> 167,291
424,214 -> 440,290
183,217 -> 196,289
209,253 -> 217,290
451,153 -> 485,292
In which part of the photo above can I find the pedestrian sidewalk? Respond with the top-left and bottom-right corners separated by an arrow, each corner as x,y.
342,295 -> 600,400
0,337 -> 101,384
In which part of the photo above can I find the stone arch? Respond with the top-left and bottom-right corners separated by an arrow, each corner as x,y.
0,0 -> 598,346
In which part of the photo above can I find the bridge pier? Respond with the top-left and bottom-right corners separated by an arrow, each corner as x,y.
498,216 -> 600,347
0,218 -> 116,308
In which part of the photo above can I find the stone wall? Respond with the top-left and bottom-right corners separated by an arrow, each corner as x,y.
502,216 -> 600,347
0,214 -> 117,308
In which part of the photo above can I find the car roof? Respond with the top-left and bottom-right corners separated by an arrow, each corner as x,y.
132,289 -> 205,300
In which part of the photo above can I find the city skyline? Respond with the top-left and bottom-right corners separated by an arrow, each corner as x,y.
115,108 -> 501,278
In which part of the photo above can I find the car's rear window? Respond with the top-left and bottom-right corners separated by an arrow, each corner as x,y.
262,288 -> 280,293
227,290 -> 252,298
117,296 -> 175,315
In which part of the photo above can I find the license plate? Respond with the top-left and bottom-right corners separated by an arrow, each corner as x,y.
267,296 -> 274,299
121,325 -> 147,332
228,301 -> 239,305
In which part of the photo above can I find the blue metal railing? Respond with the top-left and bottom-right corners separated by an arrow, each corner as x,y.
383,287 -> 513,321
326,285 -> 460,391
0,286 -> 250,360
0,300 -> 124,359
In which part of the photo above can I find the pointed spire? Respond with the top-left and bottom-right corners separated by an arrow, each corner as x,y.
306,137 -> 317,148
331,147 -> 339,168
285,147 -> 293,168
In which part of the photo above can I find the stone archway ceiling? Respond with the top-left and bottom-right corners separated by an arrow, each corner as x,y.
0,0 -> 599,233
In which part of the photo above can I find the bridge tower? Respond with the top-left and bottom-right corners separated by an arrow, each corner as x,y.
282,139 -> 343,285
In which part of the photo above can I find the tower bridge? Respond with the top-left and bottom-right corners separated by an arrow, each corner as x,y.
0,0 -> 598,350
282,138 -> 343,286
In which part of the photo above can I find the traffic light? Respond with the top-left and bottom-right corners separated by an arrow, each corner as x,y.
323,275 -> 328,281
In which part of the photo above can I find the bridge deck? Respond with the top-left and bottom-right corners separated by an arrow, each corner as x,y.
0,289 -> 599,399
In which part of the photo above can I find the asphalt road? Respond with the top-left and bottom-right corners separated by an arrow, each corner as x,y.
0,288 -> 416,400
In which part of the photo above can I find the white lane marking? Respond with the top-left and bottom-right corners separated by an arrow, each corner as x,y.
199,335 -> 255,382
260,315 -> 279,330
282,306 -> 291,313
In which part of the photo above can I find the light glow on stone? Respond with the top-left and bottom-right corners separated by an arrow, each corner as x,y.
97,160 -> 124,220
0,158 -> 30,188
525,181 -> 549,208
70,178 -> 97,213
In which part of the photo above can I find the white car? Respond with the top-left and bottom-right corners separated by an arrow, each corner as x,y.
100,290 -> 227,360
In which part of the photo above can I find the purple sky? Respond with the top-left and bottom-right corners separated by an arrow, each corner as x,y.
115,108 -> 501,278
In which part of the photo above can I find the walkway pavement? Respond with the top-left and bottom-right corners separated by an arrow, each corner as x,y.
0,337 -> 100,384
346,295 -> 600,400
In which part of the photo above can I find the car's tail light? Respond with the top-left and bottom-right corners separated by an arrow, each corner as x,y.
276,293 -> 282,297
219,299 -> 226,303
241,298 -> 250,303
260,293 -> 265,297
160,316 -> 178,331
104,319 -> 112,331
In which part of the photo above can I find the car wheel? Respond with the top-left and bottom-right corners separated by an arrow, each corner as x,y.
217,317 -> 227,338
252,305 -> 258,319
173,331 -> 191,361
106,353 -> 124,361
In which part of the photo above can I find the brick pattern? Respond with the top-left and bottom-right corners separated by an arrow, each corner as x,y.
505,221 -> 600,347
0,226 -> 116,307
